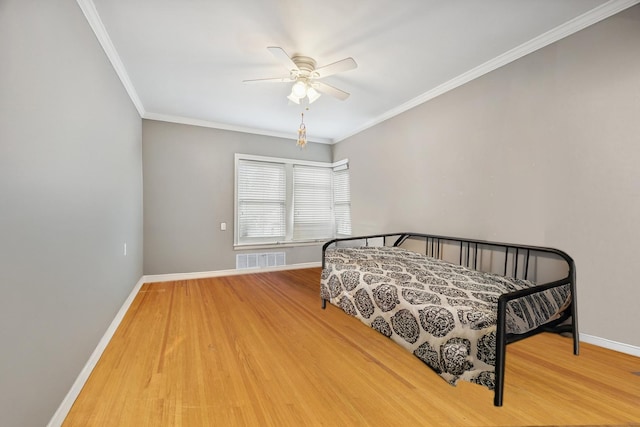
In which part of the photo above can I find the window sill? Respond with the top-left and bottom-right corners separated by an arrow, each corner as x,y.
233,240 -> 328,251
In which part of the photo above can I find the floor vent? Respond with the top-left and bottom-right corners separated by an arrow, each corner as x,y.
236,252 -> 286,270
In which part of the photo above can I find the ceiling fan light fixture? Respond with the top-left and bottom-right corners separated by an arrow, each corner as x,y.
291,80 -> 308,98
244,47 -> 357,105
287,92 -> 301,104
307,86 -> 321,103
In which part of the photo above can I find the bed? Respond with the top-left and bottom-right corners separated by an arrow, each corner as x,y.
320,232 -> 578,406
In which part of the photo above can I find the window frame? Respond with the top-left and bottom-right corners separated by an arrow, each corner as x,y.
234,153 -> 349,249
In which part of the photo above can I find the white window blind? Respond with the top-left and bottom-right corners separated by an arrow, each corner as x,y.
293,165 -> 333,241
333,168 -> 352,236
235,154 -> 351,246
237,160 -> 286,243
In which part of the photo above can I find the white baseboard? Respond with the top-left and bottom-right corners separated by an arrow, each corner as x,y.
47,262 -> 321,426
49,264 -> 637,426
580,333 -> 640,357
47,275 -> 146,427
142,261 -> 321,283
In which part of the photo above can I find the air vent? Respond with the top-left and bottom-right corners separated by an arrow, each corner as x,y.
236,252 -> 285,270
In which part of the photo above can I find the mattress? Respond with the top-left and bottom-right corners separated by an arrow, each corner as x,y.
320,246 -> 571,389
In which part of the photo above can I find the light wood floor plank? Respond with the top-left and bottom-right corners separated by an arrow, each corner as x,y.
64,268 -> 640,426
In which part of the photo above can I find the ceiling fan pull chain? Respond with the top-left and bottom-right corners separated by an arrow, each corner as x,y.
297,113 -> 307,148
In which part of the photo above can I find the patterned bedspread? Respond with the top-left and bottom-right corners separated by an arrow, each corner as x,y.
320,246 -> 571,390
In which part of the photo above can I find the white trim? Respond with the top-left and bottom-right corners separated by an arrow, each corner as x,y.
47,275 -> 146,427
235,153 -> 347,169
143,262 -> 321,284
46,265 -> 640,425
580,333 -> 640,358
143,112 -> 333,144
79,0 -> 639,144
234,241 -> 325,251
76,0 -> 145,117
47,262 -> 320,425
333,0 -> 640,143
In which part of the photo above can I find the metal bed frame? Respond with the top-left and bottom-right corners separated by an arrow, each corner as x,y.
321,232 -> 578,407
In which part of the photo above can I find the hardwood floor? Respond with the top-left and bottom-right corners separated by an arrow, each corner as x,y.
63,268 -> 640,426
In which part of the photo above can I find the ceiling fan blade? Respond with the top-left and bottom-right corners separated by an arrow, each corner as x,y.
243,76 -> 293,83
312,81 -> 350,101
314,57 -> 357,78
267,46 -> 299,72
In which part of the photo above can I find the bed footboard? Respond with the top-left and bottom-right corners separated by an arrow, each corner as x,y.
321,232 -> 578,407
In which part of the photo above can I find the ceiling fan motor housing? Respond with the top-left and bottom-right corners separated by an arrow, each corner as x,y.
291,56 -> 318,78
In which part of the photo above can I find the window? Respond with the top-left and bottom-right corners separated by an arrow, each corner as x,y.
333,166 -> 352,236
293,165 -> 333,241
235,154 -> 351,246
236,160 -> 286,244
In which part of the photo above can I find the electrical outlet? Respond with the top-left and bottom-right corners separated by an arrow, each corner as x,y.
220,222 -> 227,231
124,243 -> 127,256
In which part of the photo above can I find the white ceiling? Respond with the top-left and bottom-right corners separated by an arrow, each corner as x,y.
81,0 -> 634,143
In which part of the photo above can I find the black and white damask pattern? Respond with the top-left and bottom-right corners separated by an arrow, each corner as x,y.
371,316 -> 392,337
354,288 -> 375,319
391,309 -> 420,344
320,246 -> 571,391
372,284 -> 400,312
419,306 -> 455,337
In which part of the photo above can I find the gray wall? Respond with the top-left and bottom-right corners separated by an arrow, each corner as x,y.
334,5 -> 640,348
143,120 -> 332,275
0,1 -> 143,426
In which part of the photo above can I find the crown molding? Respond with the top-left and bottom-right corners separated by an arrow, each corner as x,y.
333,0 -> 640,143
76,0 -> 145,116
143,112 -> 333,144
79,0 -> 638,145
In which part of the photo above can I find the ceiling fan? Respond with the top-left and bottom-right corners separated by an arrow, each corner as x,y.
243,46 -> 357,104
